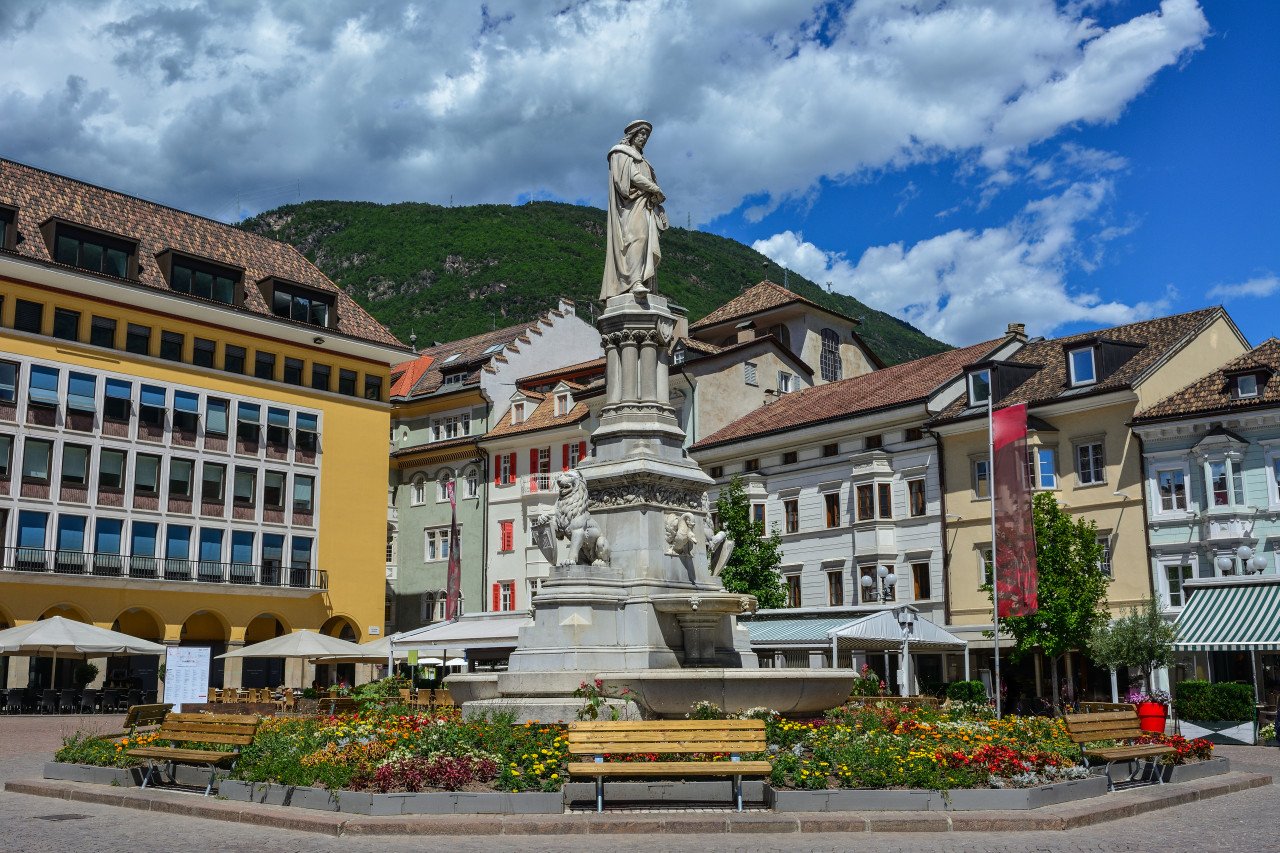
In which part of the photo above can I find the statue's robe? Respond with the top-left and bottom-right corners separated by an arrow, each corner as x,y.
600,143 -> 667,300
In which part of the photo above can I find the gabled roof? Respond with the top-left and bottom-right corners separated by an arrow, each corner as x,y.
680,333 -> 815,376
691,280 -> 855,331
691,337 -> 1003,451
516,357 -> 606,391
1134,338 -> 1280,423
389,353 -> 435,397
397,309 -> 572,399
0,158 -> 402,348
931,307 -> 1231,424
483,393 -> 589,440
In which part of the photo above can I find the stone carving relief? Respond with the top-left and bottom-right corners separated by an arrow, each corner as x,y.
663,511 -> 697,556
589,482 -> 703,512
701,492 -> 734,576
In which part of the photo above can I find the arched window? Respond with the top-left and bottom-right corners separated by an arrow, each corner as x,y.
410,476 -> 427,506
421,592 -> 437,624
767,323 -> 791,350
465,468 -> 479,499
437,470 -> 454,502
820,328 -> 842,382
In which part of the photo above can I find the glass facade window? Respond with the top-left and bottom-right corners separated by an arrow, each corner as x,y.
125,323 -> 151,355
98,449 -> 125,489
1076,442 -> 1105,485
173,391 -> 199,433
973,458 -> 990,498
0,434 -> 11,477
1165,563 -> 1193,607
159,331 -> 184,361
254,352 -> 276,381
231,531 -> 254,580
166,526 -> 192,560
96,519 -> 124,555
912,563 -> 932,600
819,328 -> 841,382
233,467 -> 257,506
60,444 -> 89,486
199,528 -> 224,563
856,483 -> 874,520
52,307 -> 80,341
205,398 -> 229,437
296,413 -> 318,452
293,475 -> 314,513
283,358 -> 304,386
236,403 -> 260,442
104,379 -> 131,422
224,345 -> 246,374
67,372 -> 96,414
17,510 -> 48,548
0,360 -> 17,402
13,299 -> 43,334
56,515 -> 87,552
22,438 -> 52,482
138,384 -> 167,429
201,463 -> 226,501
90,316 -> 117,348
168,458 -> 194,499
1208,459 -> 1245,507
826,491 -> 842,527
877,482 -> 893,518
29,365 -> 60,407
266,408 -> 290,446
192,337 -> 216,368
262,534 -> 284,584
827,571 -> 844,606
134,454 -> 160,494
263,471 -> 285,509
130,522 -> 158,557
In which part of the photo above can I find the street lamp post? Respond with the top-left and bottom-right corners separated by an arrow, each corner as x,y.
895,606 -> 916,697
860,565 -> 897,602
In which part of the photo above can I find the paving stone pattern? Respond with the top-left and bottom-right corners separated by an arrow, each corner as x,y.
1,716 -> 1277,853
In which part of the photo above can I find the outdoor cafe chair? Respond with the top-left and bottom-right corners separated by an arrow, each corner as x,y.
124,689 -> 142,710
78,689 -> 100,714
58,688 -> 79,713
99,688 -> 121,712
40,689 -> 58,714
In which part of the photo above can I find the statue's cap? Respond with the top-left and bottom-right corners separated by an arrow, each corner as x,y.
624,119 -> 653,136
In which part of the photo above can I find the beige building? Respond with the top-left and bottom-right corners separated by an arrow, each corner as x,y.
929,310 -> 1248,702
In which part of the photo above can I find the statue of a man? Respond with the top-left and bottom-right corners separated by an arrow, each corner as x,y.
601,119 -> 668,300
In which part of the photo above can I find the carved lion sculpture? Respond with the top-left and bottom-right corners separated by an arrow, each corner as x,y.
538,469 -> 610,567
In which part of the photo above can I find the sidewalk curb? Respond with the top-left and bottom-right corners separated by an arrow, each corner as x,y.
3,772 -> 1270,837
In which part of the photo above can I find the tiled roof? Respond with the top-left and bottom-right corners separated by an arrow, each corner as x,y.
483,394 -> 590,440
691,337 -> 1003,451
390,435 -> 477,458
0,158 -> 403,348
516,357 -> 606,390
1134,338 -> 1280,422
931,307 -> 1228,424
681,333 -> 814,375
690,280 -> 853,331
400,317 -> 556,398
390,353 -> 435,397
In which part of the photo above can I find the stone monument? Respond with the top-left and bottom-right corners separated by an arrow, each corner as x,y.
452,122 -> 852,721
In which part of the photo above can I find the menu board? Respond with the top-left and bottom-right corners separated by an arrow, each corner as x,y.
164,646 -> 211,712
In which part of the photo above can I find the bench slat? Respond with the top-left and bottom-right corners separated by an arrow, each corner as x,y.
567,761 -> 772,777
1067,730 -> 1144,745
157,732 -> 256,746
127,747 -> 240,764
157,720 -> 259,735
166,713 -> 259,724
1083,745 -> 1173,761
567,720 -> 764,732
568,741 -> 765,755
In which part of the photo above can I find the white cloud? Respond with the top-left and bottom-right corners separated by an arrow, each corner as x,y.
1206,276 -> 1280,301
0,0 -> 1209,222
753,180 -> 1169,345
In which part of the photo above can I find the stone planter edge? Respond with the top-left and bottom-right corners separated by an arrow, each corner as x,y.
216,780 -> 561,815
765,776 -> 1108,812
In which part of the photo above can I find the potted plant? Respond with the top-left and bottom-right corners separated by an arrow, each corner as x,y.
1259,723 -> 1277,747
1126,687 -> 1172,733
72,662 -> 99,690
1173,680 -> 1257,744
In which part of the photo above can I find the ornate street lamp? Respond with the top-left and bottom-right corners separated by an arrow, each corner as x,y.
860,565 -> 897,602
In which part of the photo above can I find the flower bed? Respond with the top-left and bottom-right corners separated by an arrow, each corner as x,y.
50,684 -> 1217,803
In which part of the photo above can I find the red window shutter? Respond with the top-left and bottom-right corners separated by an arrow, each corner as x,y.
562,443 -> 570,471
507,453 -> 517,484
500,520 -> 513,552
510,582 -> 516,611
529,449 -> 539,490
578,440 -> 587,465
493,455 -> 501,486
491,583 -> 500,611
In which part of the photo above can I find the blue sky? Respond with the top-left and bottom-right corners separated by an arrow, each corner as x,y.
1,1 -> 1275,347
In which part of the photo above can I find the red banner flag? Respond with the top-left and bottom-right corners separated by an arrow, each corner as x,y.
445,479 -> 462,621
992,403 -> 1038,617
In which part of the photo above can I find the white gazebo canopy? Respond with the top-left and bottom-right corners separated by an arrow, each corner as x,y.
827,610 -> 967,652
391,613 -> 531,656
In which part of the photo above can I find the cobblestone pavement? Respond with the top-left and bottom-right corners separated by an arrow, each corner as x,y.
1,715 -> 1276,853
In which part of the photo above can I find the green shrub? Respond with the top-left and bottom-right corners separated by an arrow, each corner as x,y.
1173,680 -> 1255,721
946,681 -> 988,703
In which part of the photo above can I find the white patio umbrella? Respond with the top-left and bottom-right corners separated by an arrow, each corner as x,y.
444,657 -> 467,668
0,616 -> 165,689
216,630 -> 369,661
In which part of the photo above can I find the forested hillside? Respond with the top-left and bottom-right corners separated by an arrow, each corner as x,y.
240,200 -> 948,364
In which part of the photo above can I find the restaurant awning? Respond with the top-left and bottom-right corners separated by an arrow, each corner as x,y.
391,614 -> 531,655
829,611 -> 967,652
744,616 -> 861,646
1174,581 -> 1280,651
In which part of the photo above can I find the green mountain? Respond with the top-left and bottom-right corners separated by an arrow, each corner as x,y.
239,200 -> 948,365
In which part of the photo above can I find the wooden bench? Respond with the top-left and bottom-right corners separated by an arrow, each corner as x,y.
1064,710 -> 1173,791
101,703 -> 173,739
1079,701 -> 1137,714
859,695 -> 941,711
567,719 -> 771,812
127,712 -> 260,796
316,696 -> 357,715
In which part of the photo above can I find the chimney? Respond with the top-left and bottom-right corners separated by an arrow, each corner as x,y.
735,320 -> 756,344
1006,322 -> 1027,341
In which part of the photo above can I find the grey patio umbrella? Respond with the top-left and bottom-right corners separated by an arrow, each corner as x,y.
0,616 -> 166,689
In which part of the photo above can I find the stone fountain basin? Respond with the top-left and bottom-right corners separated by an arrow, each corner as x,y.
650,592 -> 757,615
598,669 -> 854,717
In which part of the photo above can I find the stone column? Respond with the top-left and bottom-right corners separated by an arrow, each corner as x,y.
222,640 -> 244,689
619,331 -> 639,403
604,334 -> 623,405
639,330 -> 658,402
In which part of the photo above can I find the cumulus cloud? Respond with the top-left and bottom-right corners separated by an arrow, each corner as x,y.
0,0 -> 1209,222
754,179 -> 1169,345
1206,275 -> 1280,301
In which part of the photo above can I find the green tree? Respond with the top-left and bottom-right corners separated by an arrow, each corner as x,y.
1088,597 -> 1178,692
992,492 -> 1109,707
714,476 -> 787,609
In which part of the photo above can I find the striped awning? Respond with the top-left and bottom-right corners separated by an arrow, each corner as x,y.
745,617 -> 863,645
1174,582 -> 1280,652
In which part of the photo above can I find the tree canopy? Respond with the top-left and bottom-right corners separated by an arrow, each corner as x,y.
1088,597 -> 1178,684
714,476 -> 787,609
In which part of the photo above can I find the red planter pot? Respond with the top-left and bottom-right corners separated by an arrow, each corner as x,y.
1137,701 -> 1168,733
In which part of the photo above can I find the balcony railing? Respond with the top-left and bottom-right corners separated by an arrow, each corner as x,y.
522,473 -> 555,495
2,547 -> 326,590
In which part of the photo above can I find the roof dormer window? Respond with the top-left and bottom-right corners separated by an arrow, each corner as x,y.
968,369 -> 991,406
511,402 -> 526,425
162,252 -> 241,306
265,278 -> 334,328
1068,347 -> 1096,386
50,222 -> 135,279
554,392 -> 571,416
441,372 -> 463,387
1236,374 -> 1259,399
0,207 -> 15,251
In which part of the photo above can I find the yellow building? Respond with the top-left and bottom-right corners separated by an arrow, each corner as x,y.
0,159 -> 408,692
930,310 -> 1247,702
